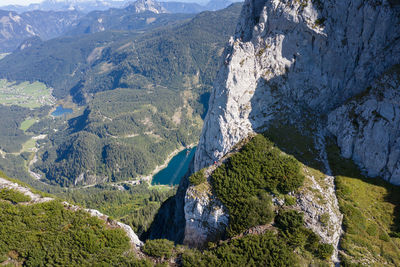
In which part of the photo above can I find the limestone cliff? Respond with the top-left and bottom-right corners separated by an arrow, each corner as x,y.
328,66 -> 400,185
183,0 -> 400,257
195,0 -> 400,171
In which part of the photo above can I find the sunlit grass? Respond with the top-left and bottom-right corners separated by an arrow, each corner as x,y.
327,142 -> 400,265
0,79 -> 54,108
21,139 -> 36,153
19,118 -> 37,132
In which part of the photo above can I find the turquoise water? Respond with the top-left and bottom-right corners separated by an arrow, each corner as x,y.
152,147 -> 197,185
52,105 -> 73,116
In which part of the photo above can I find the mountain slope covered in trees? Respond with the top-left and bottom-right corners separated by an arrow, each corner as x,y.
0,4 -> 242,186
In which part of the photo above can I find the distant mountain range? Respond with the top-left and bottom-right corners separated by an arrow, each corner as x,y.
0,3 -> 243,186
0,0 -> 240,14
0,0 -> 239,52
0,9 -> 82,52
0,0 -> 130,13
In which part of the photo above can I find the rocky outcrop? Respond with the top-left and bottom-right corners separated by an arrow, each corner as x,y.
194,0 -> 400,171
0,176 -> 53,204
183,171 -> 228,247
328,66 -> 400,185
126,0 -> 167,14
295,132 -> 343,262
186,0 -> 399,254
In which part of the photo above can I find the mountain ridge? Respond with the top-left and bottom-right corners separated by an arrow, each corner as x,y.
0,9 -> 82,52
148,0 -> 400,264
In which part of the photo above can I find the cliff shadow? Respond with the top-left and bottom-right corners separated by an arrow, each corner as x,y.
326,140 -> 400,239
249,73 -> 400,254
144,159 -> 193,243
248,74 -> 327,172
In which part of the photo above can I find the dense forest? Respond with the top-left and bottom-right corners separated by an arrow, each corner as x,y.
0,172 -> 149,266
59,183 -> 177,238
0,136 -> 334,266
25,4 -> 243,186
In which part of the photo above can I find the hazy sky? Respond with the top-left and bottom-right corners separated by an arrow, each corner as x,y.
1,0 -> 43,5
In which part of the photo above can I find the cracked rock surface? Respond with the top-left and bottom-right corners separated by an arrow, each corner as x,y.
184,0 -> 400,252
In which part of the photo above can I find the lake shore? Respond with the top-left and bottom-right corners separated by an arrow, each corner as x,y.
141,143 -> 196,185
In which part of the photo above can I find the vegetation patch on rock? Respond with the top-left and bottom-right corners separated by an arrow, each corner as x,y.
211,134 -> 304,236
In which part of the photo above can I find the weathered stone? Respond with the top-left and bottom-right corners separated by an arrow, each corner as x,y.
328,68 -> 400,185
185,0 -> 400,260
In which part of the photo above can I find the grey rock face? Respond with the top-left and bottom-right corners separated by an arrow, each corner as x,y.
184,184 -> 228,247
186,0 -> 399,253
195,0 -> 400,171
328,68 -> 400,185
183,164 -> 229,247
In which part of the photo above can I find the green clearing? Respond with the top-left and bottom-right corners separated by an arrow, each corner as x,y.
327,142 -> 400,265
19,118 -> 37,132
0,79 -> 55,108
21,138 -> 36,153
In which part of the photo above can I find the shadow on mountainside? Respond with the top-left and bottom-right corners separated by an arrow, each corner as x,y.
147,1 -> 400,253
144,163 -> 192,243
248,63 -> 400,262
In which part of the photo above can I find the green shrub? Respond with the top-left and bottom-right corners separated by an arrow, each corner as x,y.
275,209 -> 331,257
305,229 -> 321,252
142,239 -> 174,259
366,224 -> 377,237
182,231 -> 297,267
227,192 -> 274,236
189,169 -> 206,185
284,195 -> 296,206
379,232 -> 390,242
0,200 -> 135,265
275,210 -> 304,231
212,134 -> 304,236
284,227 -> 309,248
319,213 -> 330,227
0,188 -> 31,203
316,243 -> 334,260
0,254 -> 7,262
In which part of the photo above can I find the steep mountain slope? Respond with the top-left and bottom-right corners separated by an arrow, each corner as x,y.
195,0 -> 400,172
0,171 -> 145,266
328,65 -> 400,185
0,10 -> 82,52
0,4 -> 242,187
159,2 -> 206,13
0,31 -> 127,99
150,0 -> 400,265
65,0 -> 238,37
66,6 -> 193,36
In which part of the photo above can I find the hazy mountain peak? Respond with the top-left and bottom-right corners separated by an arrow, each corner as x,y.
0,0 -> 129,13
126,0 -> 167,14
